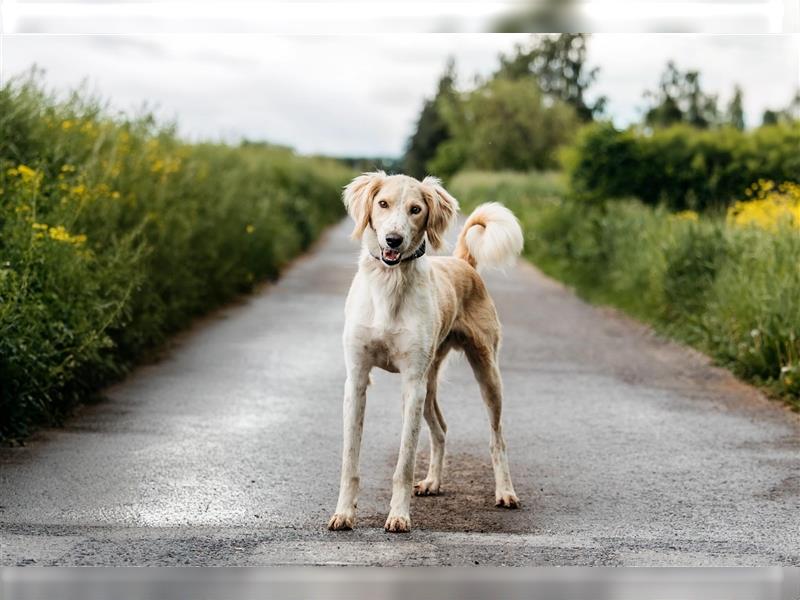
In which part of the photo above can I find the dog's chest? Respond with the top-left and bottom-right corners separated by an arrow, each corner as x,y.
348,311 -> 433,374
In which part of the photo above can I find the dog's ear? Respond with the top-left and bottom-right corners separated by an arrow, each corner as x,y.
343,171 -> 386,240
421,176 -> 459,250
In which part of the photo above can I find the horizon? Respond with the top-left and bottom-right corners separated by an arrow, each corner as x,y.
2,34 -> 799,157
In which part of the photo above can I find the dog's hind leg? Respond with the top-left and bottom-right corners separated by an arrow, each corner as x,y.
415,350 -> 449,497
464,341 -> 520,509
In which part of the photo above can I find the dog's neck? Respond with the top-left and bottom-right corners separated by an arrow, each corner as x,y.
358,243 -> 428,320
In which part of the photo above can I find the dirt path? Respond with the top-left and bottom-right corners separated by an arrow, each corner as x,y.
1,220 -> 798,566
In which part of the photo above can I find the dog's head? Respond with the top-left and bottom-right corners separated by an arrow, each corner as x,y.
342,171 -> 459,267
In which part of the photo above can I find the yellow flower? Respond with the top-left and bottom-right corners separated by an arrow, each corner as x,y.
32,223 -> 49,230
245,224 -> 255,234
46,225 -> 87,245
728,181 -> 800,231
61,120 -> 74,130
16,164 -> 37,181
111,191 -> 121,200
70,184 -> 88,197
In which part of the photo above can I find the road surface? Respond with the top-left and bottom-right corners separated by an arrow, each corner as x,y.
1,220 -> 799,566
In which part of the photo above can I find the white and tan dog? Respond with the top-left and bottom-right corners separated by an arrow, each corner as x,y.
329,171 -> 523,533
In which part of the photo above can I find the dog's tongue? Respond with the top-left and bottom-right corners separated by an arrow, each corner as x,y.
383,249 -> 400,262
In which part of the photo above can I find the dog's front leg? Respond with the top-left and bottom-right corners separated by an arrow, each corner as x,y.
328,366 -> 370,531
385,372 -> 427,533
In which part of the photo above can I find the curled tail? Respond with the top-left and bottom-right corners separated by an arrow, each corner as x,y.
454,202 -> 523,270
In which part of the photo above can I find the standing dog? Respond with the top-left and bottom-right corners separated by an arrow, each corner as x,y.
329,172 -> 523,533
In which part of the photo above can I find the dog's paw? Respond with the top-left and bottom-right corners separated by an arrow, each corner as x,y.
384,514 -> 411,533
414,478 -> 441,496
495,491 -> 520,509
328,512 -> 355,531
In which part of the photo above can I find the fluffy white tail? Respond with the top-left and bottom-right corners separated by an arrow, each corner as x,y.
454,202 -> 523,270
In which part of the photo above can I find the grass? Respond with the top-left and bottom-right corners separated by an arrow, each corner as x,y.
0,74 -> 353,441
449,170 -> 800,410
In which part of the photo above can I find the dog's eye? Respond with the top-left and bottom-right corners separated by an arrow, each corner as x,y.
378,200 -> 389,209
410,206 -> 422,215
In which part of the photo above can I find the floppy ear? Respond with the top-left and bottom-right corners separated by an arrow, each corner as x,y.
342,171 -> 386,240
421,176 -> 460,250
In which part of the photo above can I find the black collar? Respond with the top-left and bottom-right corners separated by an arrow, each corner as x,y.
370,239 -> 426,265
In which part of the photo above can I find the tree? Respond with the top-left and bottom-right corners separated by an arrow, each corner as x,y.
496,34 -> 605,122
726,85 -> 745,130
428,77 -> 579,177
402,59 -> 457,179
643,62 -> 720,129
761,90 -> 800,126
762,109 -> 780,126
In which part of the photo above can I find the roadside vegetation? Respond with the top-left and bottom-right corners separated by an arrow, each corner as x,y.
451,172 -> 800,409
405,35 -> 800,409
0,74 -> 352,440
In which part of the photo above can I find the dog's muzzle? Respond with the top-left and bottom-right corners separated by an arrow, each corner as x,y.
381,247 -> 402,265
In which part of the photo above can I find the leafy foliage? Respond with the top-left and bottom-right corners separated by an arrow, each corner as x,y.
497,34 -> 605,122
451,171 -> 800,408
403,59 -> 458,180
429,77 -> 579,178
642,61 -> 721,129
0,75 -> 352,440
762,90 -> 800,126
565,121 -> 800,211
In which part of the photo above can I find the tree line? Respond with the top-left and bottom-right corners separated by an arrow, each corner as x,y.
402,34 -> 800,179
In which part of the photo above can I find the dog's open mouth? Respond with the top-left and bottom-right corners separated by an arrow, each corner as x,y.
381,248 -> 402,265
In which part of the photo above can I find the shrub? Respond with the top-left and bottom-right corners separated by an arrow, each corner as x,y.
0,76 -> 352,440
565,122 -> 800,211
450,170 -> 800,408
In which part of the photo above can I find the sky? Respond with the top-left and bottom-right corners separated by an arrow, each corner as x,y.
1,33 -> 799,157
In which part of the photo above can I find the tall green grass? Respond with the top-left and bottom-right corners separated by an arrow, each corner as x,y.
0,76 -> 352,440
450,170 -> 800,408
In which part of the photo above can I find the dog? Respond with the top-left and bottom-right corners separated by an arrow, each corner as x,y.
328,171 -> 523,533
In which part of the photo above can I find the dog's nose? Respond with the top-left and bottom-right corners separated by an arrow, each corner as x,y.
385,234 -> 403,248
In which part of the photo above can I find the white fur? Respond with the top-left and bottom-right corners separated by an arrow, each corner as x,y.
461,202 -> 524,270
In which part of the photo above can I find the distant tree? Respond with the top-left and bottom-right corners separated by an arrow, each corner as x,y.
403,59 -> 457,179
788,91 -> 800,120
428,77 -> 579,177
761,109 -> 780,126
761,90 -> 800,126
643,62 -> 720,129
496,34 -> 605,122
726,85 -> 745,130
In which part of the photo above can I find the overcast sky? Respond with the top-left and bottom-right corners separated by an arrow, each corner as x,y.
1,34 -> 798,156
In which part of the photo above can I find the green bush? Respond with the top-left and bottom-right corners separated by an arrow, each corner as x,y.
450,170 -> 800,408
565,122 -> 800,211
0,76 -> 352,440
